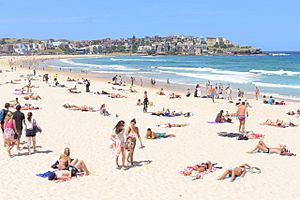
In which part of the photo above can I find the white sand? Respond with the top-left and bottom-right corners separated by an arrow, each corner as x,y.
0,56 -> 300,200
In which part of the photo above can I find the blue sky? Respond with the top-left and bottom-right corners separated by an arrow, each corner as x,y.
0,0 -> 299,50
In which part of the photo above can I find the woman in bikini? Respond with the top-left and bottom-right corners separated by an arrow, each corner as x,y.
146,128 -> 175,139
182,161 -> 213,176
111,120 -> 126,169
247,140 -> 288,154
217,163 -> 251,182
63,147 -> 90,175
125,119 -> 144,166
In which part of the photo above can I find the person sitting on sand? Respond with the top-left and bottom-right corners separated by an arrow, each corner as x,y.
215,110 -> 227,123
128,87 -> 137,93
23,94 -> 42,100
68,85 -> 81,94
146,128 -> 175,139
217,163 -> 251,182
157,88 -> 165,95
100,104 -> 110,116
108,93 -> 127,98
156,123 -> 189,128
52,147 -> 89,174
136,99 -> 143,106
9,98 -> 20,108
247,140 -> 292,155
186,89 -> 191,97
181,161 -> 213,176
268,96 -> 275,104
170,93 -> 181,99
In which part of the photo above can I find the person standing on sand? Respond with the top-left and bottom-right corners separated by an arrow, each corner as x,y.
85,79 -> 90,92
255,86 -> 260,100
236,102 -> 249,133
143,91 -> 149,113
140,78 -> 143,87
225,84 -> 232,100
13,105 -> 25,151
130,76 -> 135,87
209,85 -> 216,103
24,112 -> 42,155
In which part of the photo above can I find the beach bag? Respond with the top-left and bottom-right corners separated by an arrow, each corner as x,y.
33,119 -> 42,133
68,166 -> 78,177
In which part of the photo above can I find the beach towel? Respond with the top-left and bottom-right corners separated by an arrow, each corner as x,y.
55,172 -> 86,183
208,121 -> 231,124
217,132 -> 241,138
179,163 -> 222,180
36,171 -> 55,178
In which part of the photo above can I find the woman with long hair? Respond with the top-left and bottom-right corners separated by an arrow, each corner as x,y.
3,111 -> 16,157
111,120 -> 126,169
24,112 -> 41,155
125,119 -> 144,166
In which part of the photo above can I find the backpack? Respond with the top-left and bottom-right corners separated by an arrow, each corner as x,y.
0,109 -> 7,122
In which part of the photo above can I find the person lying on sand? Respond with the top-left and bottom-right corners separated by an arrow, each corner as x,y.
260,119 -> 296,128
146,128 -> 175,139
247,140 -> 293,155
108,94 -> 127,98
68,105 -> 96,112
112,87 -> 124,91
169,93 -> 181,99
23,94 -> 42,100
181,161 -> 213,176
95,91 -> 112,95
157,88 -> 165,95
21,104 -> 41,110
6,80 -> 20,84
287,110 -> 300,117
67,77 -> 76,82
151,108 -> 170,116
217,163 -> 251,182
156,123 -> 189,128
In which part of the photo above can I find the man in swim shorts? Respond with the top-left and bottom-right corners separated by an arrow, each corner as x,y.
236,102 -> 248,133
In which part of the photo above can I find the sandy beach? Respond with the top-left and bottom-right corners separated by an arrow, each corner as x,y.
0,55 -> 300,200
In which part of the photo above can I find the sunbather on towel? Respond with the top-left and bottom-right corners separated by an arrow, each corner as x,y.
247,140 -> 292,155
217,163 -> 251,182
156,123 -> 189,128
181,161 -> 213,176
146,128 -> 175,139
261,119 -> 296,128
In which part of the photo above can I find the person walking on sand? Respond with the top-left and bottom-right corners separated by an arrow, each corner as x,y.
255,86 -> 260,100
130,76 -> 135,87
111,120 -> 126,169
1,103 -> 10,134
3,112 -> 16,157
24,112 -> 42,155
125,119 -> 144,166
236,102 -> 249,133
143,91 -> 149,113
13,105 -> 25,151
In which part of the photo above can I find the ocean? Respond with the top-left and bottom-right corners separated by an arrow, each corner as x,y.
47,52 -> 300,100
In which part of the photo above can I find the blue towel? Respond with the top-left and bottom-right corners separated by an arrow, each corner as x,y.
36,171 -> 54,178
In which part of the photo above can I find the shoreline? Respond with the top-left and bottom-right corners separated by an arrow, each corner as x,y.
1,54 -> 300,103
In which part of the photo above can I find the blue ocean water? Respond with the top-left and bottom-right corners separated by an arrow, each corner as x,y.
49,52 -> 300,99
